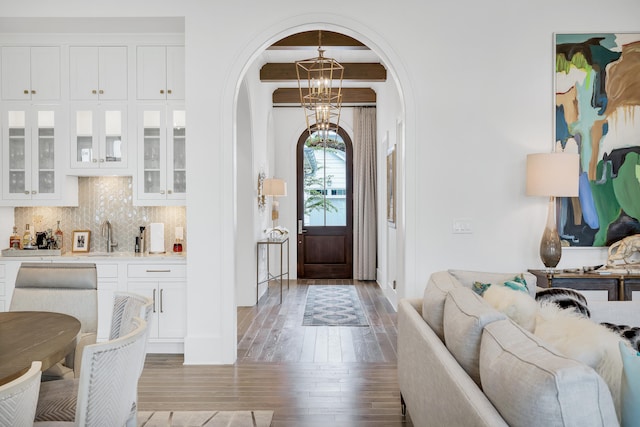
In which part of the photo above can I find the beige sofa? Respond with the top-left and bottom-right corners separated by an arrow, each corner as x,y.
398,270 -> 640,427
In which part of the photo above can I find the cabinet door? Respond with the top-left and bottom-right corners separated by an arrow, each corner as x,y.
167,108 -> 186,200
166,46 -> 185,100
2,108 -> 31,200
33,108 -> 59,199
98,47 -> 128,100
127,282 -> 160,339
137,107 -> 167,200
69,47 -> 99,100
137,46 -> 167,100
70,105 -> 127,169
1,47 -> 31,100
71,107 -> 98,168
157,281 -> 186,339
97,280 -> 118,341
30,47 -> 61,101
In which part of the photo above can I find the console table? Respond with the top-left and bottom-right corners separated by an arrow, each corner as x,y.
256,238 -> 290,304
528,269 -> 640,301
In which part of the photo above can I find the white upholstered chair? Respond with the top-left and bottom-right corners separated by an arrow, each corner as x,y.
0,361 -> 42,427
34,317 -> 148,427
10,263 -> 98,380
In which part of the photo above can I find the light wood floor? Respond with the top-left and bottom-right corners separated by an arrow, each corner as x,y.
138,280 -> 411,426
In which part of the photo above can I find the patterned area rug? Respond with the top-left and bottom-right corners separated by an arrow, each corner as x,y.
302,285 -> 369,326
137,411 -> 273,427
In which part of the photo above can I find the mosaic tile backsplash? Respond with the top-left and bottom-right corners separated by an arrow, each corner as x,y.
15,177 -> 186,254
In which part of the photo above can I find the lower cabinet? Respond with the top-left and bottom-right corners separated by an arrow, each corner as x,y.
0,261 -> 20,312
127,263 -> 186,353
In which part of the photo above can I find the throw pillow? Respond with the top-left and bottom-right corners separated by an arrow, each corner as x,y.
472,275 -> 529,297
619,340 -> 640,427
602,323 -> 640,352
536,287 -> 591,318
482,284 -> 538,332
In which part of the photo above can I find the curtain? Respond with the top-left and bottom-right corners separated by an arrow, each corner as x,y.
353,107 -> 377,280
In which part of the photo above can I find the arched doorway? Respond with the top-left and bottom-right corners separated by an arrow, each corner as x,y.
296,125 -> 353,278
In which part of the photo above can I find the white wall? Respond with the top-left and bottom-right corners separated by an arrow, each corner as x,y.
3,0 -> 640,364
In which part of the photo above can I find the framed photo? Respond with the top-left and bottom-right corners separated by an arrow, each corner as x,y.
72,230 -> 91,253
387,144 -> 396,227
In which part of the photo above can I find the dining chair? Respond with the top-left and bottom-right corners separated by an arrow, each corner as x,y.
0,361 -> 42,427
109,291 -> 154,427
10,262 -> 98,380
34,317 -> 148,427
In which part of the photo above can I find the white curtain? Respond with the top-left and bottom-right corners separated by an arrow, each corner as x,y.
353,107 -> 377,280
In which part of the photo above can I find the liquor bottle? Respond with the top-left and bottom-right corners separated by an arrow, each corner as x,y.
55,220 -> 63,250
22,224 -> 33,249
9,226 -> 21,249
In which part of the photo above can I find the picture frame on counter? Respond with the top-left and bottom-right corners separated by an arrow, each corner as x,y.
72,230 -> 91,253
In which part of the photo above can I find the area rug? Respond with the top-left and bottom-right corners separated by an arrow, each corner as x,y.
302,285 -> 369,326
137,411 -> 273,427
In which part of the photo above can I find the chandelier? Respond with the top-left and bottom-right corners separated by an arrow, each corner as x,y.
296,31 -> 344,140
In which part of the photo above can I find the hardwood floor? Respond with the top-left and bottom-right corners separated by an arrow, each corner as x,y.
138,280 -> 411,426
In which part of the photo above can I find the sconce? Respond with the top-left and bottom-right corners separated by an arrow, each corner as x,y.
263,178 -> 287,228
257,172 -> 266,212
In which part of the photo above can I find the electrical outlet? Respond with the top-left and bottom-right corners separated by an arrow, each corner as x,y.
452,218 -> 473,234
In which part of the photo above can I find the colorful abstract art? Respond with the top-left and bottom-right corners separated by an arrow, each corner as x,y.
555,33 -> 640,247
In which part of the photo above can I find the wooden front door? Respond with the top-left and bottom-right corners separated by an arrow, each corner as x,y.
296,127 -> 353,279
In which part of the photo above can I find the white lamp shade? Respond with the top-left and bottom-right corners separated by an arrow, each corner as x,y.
526,152 -> 579,197
263,178 -> 287,197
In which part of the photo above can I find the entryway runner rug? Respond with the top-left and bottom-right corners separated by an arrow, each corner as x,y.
302,285 -> 369,326
137,410 -> 273,427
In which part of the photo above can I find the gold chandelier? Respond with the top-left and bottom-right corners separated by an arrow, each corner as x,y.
296,31 -> 344,140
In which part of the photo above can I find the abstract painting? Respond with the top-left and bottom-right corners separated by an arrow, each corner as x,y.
555,33 -> 640,247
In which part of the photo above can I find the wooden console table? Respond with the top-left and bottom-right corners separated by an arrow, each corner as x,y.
528,269 -> 640,301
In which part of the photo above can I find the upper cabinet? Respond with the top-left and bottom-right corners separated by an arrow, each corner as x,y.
69,46 -> 128,101
1,46 -> 61,101
136,46 -> 184,100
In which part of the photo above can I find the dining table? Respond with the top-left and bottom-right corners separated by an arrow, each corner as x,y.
0,311 -> 81,385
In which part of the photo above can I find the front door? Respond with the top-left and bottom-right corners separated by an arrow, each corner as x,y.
296,127 -> 353,279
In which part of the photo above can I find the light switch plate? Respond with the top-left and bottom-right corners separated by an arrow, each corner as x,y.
452,218 -> 473,234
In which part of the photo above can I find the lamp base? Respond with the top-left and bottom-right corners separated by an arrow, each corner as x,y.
539,197 -> 562,269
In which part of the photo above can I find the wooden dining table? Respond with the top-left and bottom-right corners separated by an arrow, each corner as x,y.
0,311 -> 81,385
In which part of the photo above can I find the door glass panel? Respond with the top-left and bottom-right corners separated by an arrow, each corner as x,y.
143,111 -> 161,193
303,130 -> 346,226
172,110 -> 186,193
37,110 -> 55,193
104,110 -> 122,162
8,111 -> 26,194
76,110 -> 93,163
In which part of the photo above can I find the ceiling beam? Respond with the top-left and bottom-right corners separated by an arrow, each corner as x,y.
272,88 -> 376,105
260,63 -> 386,82
269,31 -> 367,49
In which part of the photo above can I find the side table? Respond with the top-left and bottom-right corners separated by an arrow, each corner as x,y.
256,237 -> 290,303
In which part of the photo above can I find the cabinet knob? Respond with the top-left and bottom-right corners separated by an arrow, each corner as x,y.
24,191 -> 30,195
160,89 -> 165,94
23,90 -> 29,94
168,190 -> 173,194
167,89 -> 172,95
31,90 -> 36,94
99,159 -> 105,163
160,190 -> 166,195
92,159 -> 98,163
92,90 -> 97,94
99,89 -> 104,94
31,190 -> 37,195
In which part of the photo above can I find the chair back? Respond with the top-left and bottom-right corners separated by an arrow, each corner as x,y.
75,317 -> 148,427
10,263 -> 98,334
109,291 -> 153,340
0,361 -> 42,427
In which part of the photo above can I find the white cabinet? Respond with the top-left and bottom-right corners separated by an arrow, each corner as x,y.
0,261 -> 20,312
127,263 -> 186,352
0,104 -> 77,205
136,46 -> 184,100
1,46 -> 60,101
69,46 -> 128,101
94,263 -> 120,341
135,105 -> 185,205
70,103 -> 128,171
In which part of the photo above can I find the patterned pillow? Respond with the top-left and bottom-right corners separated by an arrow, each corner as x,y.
602,323 -> 640,352
472,274 -> 529,296
535,287 -> 591,318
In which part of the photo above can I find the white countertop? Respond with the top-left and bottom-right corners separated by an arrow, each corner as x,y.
0,251 -> 186,262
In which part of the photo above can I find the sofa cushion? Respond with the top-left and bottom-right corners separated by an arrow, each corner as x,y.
422,271 -> 458,340
449,269 -> 537,298
480,319 -> 618,427
443,287 -> 506,386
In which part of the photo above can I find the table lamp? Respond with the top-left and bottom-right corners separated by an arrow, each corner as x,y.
526,152 -> 579,269
263,178 -> 287,229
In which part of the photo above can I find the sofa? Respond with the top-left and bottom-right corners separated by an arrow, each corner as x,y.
397,270 -> 640,427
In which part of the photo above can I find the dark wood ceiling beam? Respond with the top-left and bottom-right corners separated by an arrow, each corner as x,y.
269,31 -> 366,49
272,88 -> 376,105
260,63 -> 386,82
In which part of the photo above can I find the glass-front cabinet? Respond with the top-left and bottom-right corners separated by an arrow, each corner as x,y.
136,105 -> 186,205
1,105 -> 61,201
70,104 -> 127,171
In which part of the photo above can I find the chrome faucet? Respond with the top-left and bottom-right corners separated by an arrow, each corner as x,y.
101,220 -> 118,253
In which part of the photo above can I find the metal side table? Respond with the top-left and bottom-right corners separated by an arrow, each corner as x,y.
256,237 -> 290,303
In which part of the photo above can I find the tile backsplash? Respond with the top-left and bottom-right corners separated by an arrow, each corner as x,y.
14,177 -> 186,254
